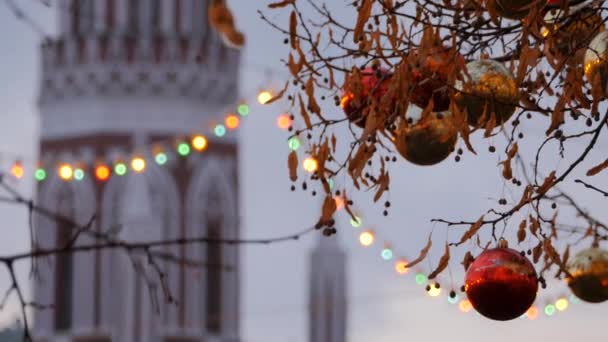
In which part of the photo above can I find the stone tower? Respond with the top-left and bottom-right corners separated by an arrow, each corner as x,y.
33,1 -> 240,341
309,235 -> 348,342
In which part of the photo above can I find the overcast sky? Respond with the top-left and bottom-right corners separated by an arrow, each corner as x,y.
0,1 -> 606,341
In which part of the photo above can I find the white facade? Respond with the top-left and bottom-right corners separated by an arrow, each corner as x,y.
309,235 -> 348,342
33,1 -> 240,341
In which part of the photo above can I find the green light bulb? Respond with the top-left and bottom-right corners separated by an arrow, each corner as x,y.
115,163 -> 127,176
177,143 -> 191,156
238,104 -> 250,116
415,273 -> 427,285
544,304 -> 556,316
35,168 -> 46,181
288,136 -> 301,151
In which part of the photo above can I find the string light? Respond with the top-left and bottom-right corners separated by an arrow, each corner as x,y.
359,231 -> 374,247
544,304 -> 556,317
459,300 -> 473,313
381,247 -> 393,261
555,298 -> 569,311
58,164 -> 73,181
95,165 -> 110,181
277,114 -> 292,130
258,91 -> 272,104
415,273 -> 427,285
11,162 -> 24,179
114,162 -> 127,176
34,168 -> 46,181
131,157 -> 146,173
350,216 -> 362,228
448,294 -> 460,304
238,103 -> 250,116
225,114 -> 240,130
335,196 -> 345,210
302,157 -> 318,173
288,136 -> 301,151
177,142 -> 191,156
395,260 -> 408,275
526,306 -> 539,320
191,135 -> 208,151
154,152 -> 168,165
327,178 -> 334,189
428,285 -> 441,297
214,124 -> 226,137
73,168 -> 85,181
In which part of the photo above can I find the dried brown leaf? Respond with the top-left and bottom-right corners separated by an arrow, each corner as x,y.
353,0 -> 372,43
586,159 -> 608,176
456,215 -> 484,246
267,0 -> 295,8
462,251 -> 475,271
537,171 -> 556,194
264,81 -> 289,105
320,195 -> 337,223
405,235 -> 433,269
289,10 -> 297,50
517,219 -> 527,243
533,241 -> 543,264
297,94 -> 312,129
288,151 -> 298,182
428,244 -> 450,279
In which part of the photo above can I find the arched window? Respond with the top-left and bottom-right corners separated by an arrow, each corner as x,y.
204,186 -> 223,333
54,186 -> 75,331
79,0 -> 95,34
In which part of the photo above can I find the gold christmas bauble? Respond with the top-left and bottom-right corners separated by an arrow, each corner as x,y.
455,60 -> 519,129
585,30 -> 608,95
393,109 -> 458,166
567,247 -> 608,303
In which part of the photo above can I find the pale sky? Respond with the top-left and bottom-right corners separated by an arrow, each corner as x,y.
0,1 -> 606,341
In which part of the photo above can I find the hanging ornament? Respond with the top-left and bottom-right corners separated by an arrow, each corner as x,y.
584,30 -> 608,95
542,1 -> 604,56
392,107 -> 458,166
341,67 -> 392,128
455,59 -> 519,129
566,247 -> 608,303
465,240 -> 538,321
493,0 -> 546,19
409,48 -> 464,113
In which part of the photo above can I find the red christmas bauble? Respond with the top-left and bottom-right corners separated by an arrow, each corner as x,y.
341,67 -> 392,128
409,50 -> 463,112
465,247 -> 538,321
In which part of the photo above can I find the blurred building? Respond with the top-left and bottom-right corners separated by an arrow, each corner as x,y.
309,235 -> 348,342
33,1 -> 240,341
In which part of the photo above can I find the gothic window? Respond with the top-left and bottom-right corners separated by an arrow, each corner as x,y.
54,186 -> 75,331
138,0 -> 160,35
205,186 -> 223,334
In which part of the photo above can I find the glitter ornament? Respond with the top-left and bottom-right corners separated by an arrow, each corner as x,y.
543,1 -> 604,56
393,107 -> 458,166
341,67 -> 392,128
465,241 -> 538,321
455,60 -> 519,129
567,247 -> 608,303
585,31 -> 608,95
